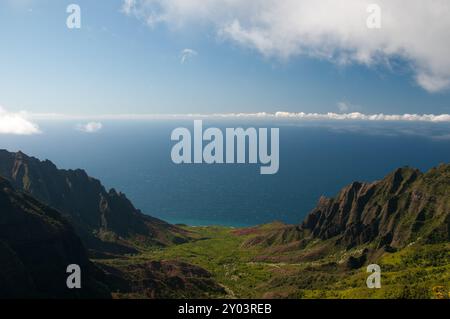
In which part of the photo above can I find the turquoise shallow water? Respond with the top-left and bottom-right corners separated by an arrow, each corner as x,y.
2,119 -> 450,226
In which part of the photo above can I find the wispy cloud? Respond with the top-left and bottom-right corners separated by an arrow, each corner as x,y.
180,48 -> 198,64
30,112 -> 450,123
121,0 -> 136,15
122,0 -> 450,93
0,106 -> 41,135
76,122 -> 103,133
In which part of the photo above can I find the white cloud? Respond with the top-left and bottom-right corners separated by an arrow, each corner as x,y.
180,48 -> 197,64
122,0 -> 450,93
76,122 -> 103,133
415,73 -> 450,93
0,106 -> 41,135
273,112 -> 450,122
30,112 -> 450,123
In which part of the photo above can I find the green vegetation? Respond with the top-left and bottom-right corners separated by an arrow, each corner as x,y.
2,150 -> 448,299
97,225 -> 449,299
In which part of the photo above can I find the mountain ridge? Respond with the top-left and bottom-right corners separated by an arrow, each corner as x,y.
0,175 -> 226,298
0,149 -> 448,298
0,149 -> 190,255
240,164 -> 450,266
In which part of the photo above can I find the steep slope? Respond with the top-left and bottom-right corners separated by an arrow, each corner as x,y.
0,150 -> 190,254
242,164 -> 450,263
98,260 -> 226,299
300,165 -> 449,248
0,177 -> 110,298
0,176 -> 225,299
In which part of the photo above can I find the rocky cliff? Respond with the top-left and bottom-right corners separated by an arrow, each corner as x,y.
0,177 -> 110,298
243,164 -> 450,260
0,150 -> 190,255
0,176 -> 225,298
300,165 -> 449,249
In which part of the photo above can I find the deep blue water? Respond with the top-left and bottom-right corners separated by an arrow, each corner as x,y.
1,119 -> 450,226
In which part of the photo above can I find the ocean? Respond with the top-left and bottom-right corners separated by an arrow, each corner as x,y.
2,119 -> 450,226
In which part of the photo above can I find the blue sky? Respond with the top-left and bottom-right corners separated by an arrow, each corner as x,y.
1,0 -> 450,116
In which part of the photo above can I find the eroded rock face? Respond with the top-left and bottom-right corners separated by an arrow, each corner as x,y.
300,165 -> 449,249
0,150 -> 190,254
242,164 -> 449,265
0,177 -> 110,298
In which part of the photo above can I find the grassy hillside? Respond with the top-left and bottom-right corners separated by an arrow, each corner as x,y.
96,224 -> 449,299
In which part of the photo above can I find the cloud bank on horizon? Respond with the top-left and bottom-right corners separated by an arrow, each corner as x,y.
28,111 -> 450,123
122,0 -> 450,93
0,106 -> 41,135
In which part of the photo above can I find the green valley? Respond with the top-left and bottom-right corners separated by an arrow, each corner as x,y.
97,224 -> 449,299
1,149 -> 448,299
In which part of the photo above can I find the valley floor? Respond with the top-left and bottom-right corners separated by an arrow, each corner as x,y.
95,224 -> 450,299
